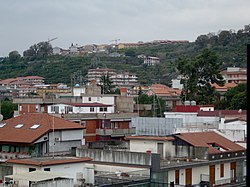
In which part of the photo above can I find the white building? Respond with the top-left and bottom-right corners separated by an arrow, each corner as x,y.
218,118 -> 247,148
126,131 -> 246,186
143,56 -> 160,65
48,103 -> 114,114
6,157 -> 94,186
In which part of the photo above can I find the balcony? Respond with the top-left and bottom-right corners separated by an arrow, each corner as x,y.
96,128 -> 136,136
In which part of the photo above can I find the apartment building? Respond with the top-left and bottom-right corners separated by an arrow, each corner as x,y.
221,67 -> 247,84
143,56 -> 160,65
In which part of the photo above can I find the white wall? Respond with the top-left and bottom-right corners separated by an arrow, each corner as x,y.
164,112 -> 198,125
129,140 -> 175,159
167,162 -> 233,186
12,162 -> 94,186
73,87 -> 85,96
48,103 -> 114,114
61,130 -> 83,141
82,96 -> 115,105
130,140 -> 157,153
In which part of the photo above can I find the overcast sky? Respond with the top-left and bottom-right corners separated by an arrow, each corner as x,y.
0,0 -> 249,57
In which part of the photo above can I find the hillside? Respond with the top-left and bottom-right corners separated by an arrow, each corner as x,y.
0,25 -> 249,86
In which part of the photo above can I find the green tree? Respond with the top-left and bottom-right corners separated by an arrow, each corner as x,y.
216,83 -> 247,110
8,50 -> 21,62
177,49 -> 225,104
99,73 -> 114,94
0,99 -> 17,120
135,94 -> 166,117
23,41 -> 52,59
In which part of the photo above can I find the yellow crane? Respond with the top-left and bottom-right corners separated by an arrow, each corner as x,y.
48,37 -> 58,43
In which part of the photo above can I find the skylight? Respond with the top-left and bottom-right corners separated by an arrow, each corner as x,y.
15,124 -> 24,128
0,123 -> 6,128
30,124 -> 40,129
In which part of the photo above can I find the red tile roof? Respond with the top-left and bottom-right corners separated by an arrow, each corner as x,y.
125,136 -> 175,141
7,157 -> 92,166
148,84 -> 182,97
0,113 -> 84,144
175,131 -> 245,154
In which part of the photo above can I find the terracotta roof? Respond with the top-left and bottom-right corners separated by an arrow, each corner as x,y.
7,157 -> 92,166
120,87 -> 127,93
0,113 -> 84,144
125,136 -> 175,141
0,78 -> 17,84
16,76 -> 45,80
148,84 -> 182,96
211,83 -> 237,90
174,131 -> 245,154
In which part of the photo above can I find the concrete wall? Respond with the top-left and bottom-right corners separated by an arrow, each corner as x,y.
129,140 -> 175,159
115,96 -> 134,112
76,148 -> 152,166
93,163 -> 150,174
132,117 -> 183,136
48,131 -> 82,154
193,147 -> 208,160
164,112 -> 219,126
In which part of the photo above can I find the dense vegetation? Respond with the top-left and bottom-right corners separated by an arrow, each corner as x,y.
0,25 -> 249,86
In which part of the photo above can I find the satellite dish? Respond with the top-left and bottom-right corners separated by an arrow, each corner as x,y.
0,114 -> 3,122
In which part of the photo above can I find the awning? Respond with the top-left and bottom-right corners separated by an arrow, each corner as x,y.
5,170 -> 70,182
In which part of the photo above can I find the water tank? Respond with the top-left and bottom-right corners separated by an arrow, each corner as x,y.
191,101 -> 196,106
184,100 -> 190,106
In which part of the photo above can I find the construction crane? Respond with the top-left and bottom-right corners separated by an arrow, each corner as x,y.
48,37 -> 58,43
110,38 -> 120,45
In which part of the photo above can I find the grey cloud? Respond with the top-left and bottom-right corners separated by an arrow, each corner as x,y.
0,0 -> 249,56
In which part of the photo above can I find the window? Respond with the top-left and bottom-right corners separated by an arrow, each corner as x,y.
65,106 -> 73,114
51,106 -> 59,114
88,97 -> 91,101
90,107 -> 94,112
220,163 -> 224,177
44,168 -> 51,171
30,124 -> 40,129
100,107 -> 107,112
15,124 -> 24,128
175,170 -> 179,184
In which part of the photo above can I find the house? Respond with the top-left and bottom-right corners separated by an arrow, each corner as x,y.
0,86 -> 12,100
125,136 -> 176,159
147,84 -> 182,110
48,103 -> 114,114
211,82 -> 237,100
126,131 -> 246,186
221,67 -> 247,84
219,117 -> 247,148
5,156 -> 94,186
143,56 -> 160,65
0,113 -> 84,159
0,76 -> 45,97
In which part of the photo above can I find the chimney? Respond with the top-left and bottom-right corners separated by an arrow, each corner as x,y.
120,87 -> 127,96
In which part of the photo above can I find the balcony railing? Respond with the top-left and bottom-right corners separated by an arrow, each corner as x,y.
96,128 -> 136,136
